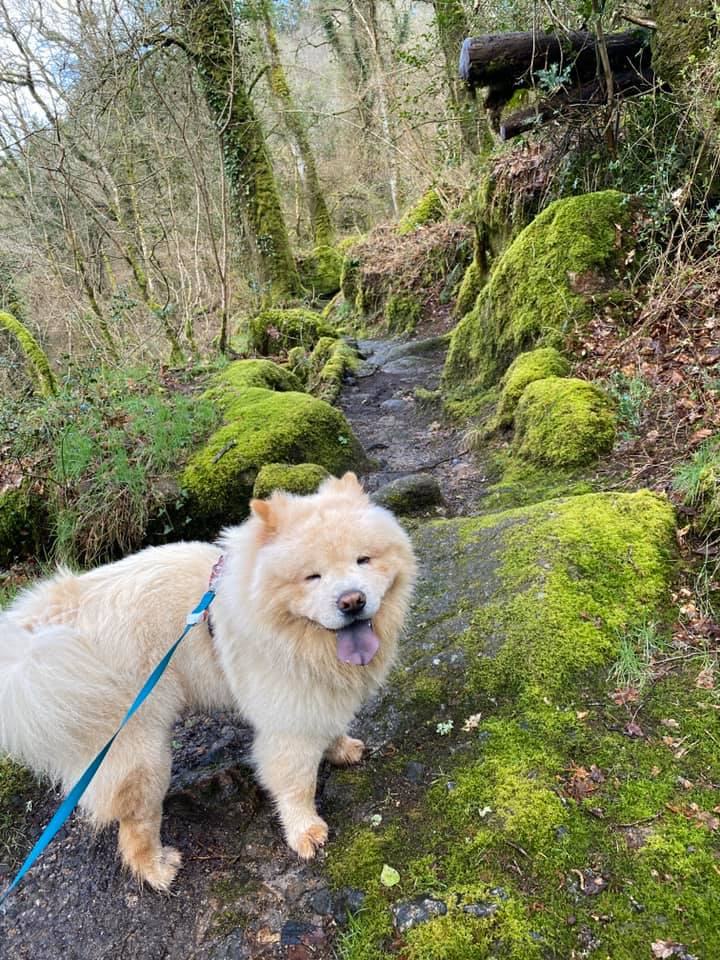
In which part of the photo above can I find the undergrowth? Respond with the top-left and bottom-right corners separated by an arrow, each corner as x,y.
1,363 -> 220,566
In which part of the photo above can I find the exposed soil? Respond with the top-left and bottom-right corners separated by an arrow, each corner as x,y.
0,334 -> 481,960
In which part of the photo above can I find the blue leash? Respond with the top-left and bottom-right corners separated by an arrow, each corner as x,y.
0,587 -> 217,907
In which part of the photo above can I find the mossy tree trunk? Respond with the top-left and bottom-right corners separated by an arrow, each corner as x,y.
178,0 -> 303,302
431,0 -> 484,156
254,0 -> 334,247
0,311 -> 57,397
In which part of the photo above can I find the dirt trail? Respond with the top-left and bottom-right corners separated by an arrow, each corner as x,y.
340,337 -> 489,515
0,335 -> 475,960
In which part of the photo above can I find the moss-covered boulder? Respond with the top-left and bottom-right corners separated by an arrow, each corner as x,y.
495,347 -> 571,428
513,377 -> 616,467
453,257 -> 483,319
0,486 -> 43,567
252,462 -> 330,499
208,359 -> 303,401
385,293 -> 422,335
323,492 -> 698,959
182,387 -> 366,527
306,337 -> 360,402
443,191 -> 631,391
397,188 -> 444,235
297,245 -> 344,298
248,308 -> 335,356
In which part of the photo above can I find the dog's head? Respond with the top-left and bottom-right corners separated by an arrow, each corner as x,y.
247,473 -> 416,665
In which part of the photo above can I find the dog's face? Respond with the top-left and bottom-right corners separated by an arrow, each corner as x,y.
248,473 -> 415,664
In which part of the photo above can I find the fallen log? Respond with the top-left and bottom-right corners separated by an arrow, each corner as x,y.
499,67 -> 655,139
459,30 -> 651,91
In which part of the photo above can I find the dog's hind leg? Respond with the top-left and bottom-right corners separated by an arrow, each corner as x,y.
108,738 -> 180,891
253,731 -> 328,860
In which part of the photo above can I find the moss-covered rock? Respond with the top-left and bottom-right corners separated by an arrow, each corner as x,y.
208,359 -> 304,402
514,377 -> 616,467
651,0 -> 715,85
182,387 -> 365,527
371,473 -> 443,515
252,462 -> 330,499
397,188 -> 444,235
324,492 -> 690,959
306,337 -> 360,402
0,486 -> 43,567
247,308 -> 335,356
443,191 -> 631,390
495,347 -> 571,428
297,245 -> 344,298
385,293 -> 422,335
452,257 -> 483,319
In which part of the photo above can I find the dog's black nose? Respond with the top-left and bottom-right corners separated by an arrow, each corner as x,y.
337,590 -> 366,614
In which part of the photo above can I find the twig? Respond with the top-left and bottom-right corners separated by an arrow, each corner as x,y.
212,440 -> 237,464
618,10 -> 657,29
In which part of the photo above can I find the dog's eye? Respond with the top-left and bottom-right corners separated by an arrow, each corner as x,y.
305,572 -> 321,581
357,556 -> 371,565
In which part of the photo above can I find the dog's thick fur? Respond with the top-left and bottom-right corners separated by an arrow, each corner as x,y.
0,473 -> 415,890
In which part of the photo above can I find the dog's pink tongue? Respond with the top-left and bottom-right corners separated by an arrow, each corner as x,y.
336,621 -> 380,665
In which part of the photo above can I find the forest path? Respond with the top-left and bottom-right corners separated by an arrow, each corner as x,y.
0,334 -> 482,960
339,336 -> 489,516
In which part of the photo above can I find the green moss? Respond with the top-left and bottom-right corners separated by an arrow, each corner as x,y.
182,387 -> 365,527
453,258 -> 483,319
480,456 -> 595,513
248,308 -> 335,355
0,756 -> 35,858
459,490 -> 676,700
207,359 -> 304,406
651,0 -> 714,84
398,188 -> 444,235
340,254 -> 361,306
298,244 -> 344,298
307,336 -> 360,401
494,348 -> 571,429
0,310 -> 56,396
443,191 -> 631,390
513,377 -> 616,467
385,293 -> 422,335
0,486 -> 43,567
252,462 -> 329,498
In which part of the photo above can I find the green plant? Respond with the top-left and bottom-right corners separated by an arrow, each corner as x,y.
2,365 -> 220,565
607,619 -> 666,690
606,370 -> 652,439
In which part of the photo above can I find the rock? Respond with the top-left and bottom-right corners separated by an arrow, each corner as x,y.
332,887 -> 366,924
252,463 -> 329,499
308,887 -> 333,916
443,190 -> 632,390
380,398 -> 407,413
247,307 -> 335,356
205,359 -> 304,398
182,387 -> 366,530
462,900 -> 499,918
371,473 -> 443,514
404,761 -> 426,783
494,347 -> 571,428
513,377 -> 616,467
297,245 -> 343,298
391,896 -> 447,932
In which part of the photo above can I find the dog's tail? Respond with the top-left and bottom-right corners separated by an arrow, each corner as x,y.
0,614 -> 124,786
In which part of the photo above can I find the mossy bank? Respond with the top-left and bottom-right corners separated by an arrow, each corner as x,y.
319,491 -> 719,960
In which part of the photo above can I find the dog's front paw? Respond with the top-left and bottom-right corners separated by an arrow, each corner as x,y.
287,818 -> 328,860
326,735 -> 365,766
141,845 -> 183,892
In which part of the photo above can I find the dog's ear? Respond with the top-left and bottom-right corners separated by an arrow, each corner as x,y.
250,495 -> 288,537
322,471 -> 366,498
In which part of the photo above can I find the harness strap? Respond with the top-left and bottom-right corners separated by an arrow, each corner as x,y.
0,582 -> 219,907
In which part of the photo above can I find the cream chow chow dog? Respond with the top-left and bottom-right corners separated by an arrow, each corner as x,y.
0,473 -> 415,890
